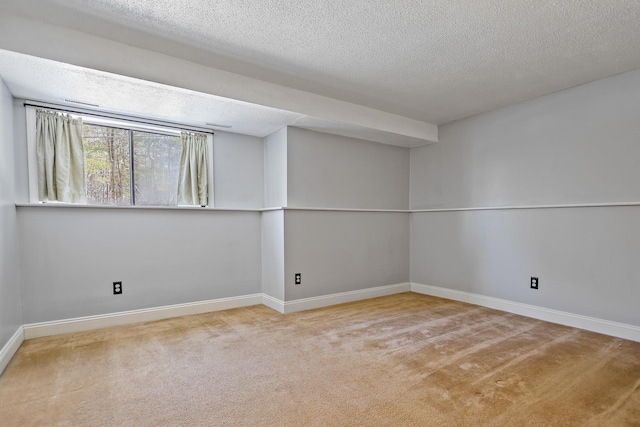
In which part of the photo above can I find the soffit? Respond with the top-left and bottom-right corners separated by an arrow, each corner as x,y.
0,50 -> 431,147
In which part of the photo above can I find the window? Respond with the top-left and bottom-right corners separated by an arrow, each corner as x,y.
83,124 -> 131,205
84,124 -> 183,206
132,130 -> 182,206
26,106 -> 213,207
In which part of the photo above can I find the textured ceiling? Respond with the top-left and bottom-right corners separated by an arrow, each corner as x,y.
2,0 -> 640,125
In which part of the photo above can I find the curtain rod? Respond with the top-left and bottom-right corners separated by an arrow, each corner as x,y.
23,101 -> 215,135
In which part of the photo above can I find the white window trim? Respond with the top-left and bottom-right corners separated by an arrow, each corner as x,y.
25,107 -> 38,204
80,115 -> 182,137
25,105 -> 215,208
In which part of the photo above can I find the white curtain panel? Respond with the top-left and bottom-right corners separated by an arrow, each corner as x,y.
177,132 -> 208,206
36,109 -> 86,203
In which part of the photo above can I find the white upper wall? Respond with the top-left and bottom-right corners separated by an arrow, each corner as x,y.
213,131 -> 264,208
287,127 -> 410,209
410,68 -> 640,209
264,127 -> 288,208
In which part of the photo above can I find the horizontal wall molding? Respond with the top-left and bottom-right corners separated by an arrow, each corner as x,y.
0,326 -> 24,375
16,203 -> 640,213
16,205 -> 413,213
282,207 -> 410,213
411,202 -> 640,213
411,283 -> 640,343
15,205 -> 408,213
281,282 -> 411,314
23,294 -> 262,339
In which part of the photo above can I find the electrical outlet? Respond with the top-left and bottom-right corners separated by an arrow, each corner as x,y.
530,277 -> 538,289
295,273 -> 301,285
113,281 -> 122,295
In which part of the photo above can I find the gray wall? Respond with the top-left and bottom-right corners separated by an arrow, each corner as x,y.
411,208 -> 640,325
281,127 -> 411,301
285,211 -> 409,300
264,127 -> 287,207
287,127 -> 410,209
0,79 -> 23,346
213,131 -> 264,208
410,69 -> 640,327
18,207 -> 261,323
261,210 -> 285,300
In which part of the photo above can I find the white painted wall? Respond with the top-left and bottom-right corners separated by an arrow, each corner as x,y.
213,131 -> 263,208
261,210 -> 285,300
0,79 -> 22,347
18,207 -> 261,323
287,127 -> 410,209
410,69 -> 640,327
284,211 -> 409,300
264,127 -> 287,207
411,69 -> 640,210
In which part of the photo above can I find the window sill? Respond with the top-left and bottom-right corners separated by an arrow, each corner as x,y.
15,203 -> 264,212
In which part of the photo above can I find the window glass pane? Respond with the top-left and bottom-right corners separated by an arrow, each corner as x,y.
83,124 -> 131,206
133,131 -> 182,206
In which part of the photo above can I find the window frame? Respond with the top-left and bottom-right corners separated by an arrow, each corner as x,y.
25,105 -> 214,208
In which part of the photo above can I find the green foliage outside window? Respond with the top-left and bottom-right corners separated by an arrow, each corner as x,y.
83,123 -> 181,206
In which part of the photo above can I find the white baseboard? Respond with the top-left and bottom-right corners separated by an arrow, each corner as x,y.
23,294 -> 262,339
19,284 -> 411,341
261,294 -> 285,313
282,282 -> 411,314
12,282 -> 634,373
411,282 -> 640,342
0,326 -> 24,375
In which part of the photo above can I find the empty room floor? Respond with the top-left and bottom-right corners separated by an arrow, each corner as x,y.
0,293 -> 639,426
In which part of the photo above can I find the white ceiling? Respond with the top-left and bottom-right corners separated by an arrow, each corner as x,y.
1,0 -> 640,136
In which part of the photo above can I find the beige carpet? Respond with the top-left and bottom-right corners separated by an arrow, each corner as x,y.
1,293 -> 639,426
